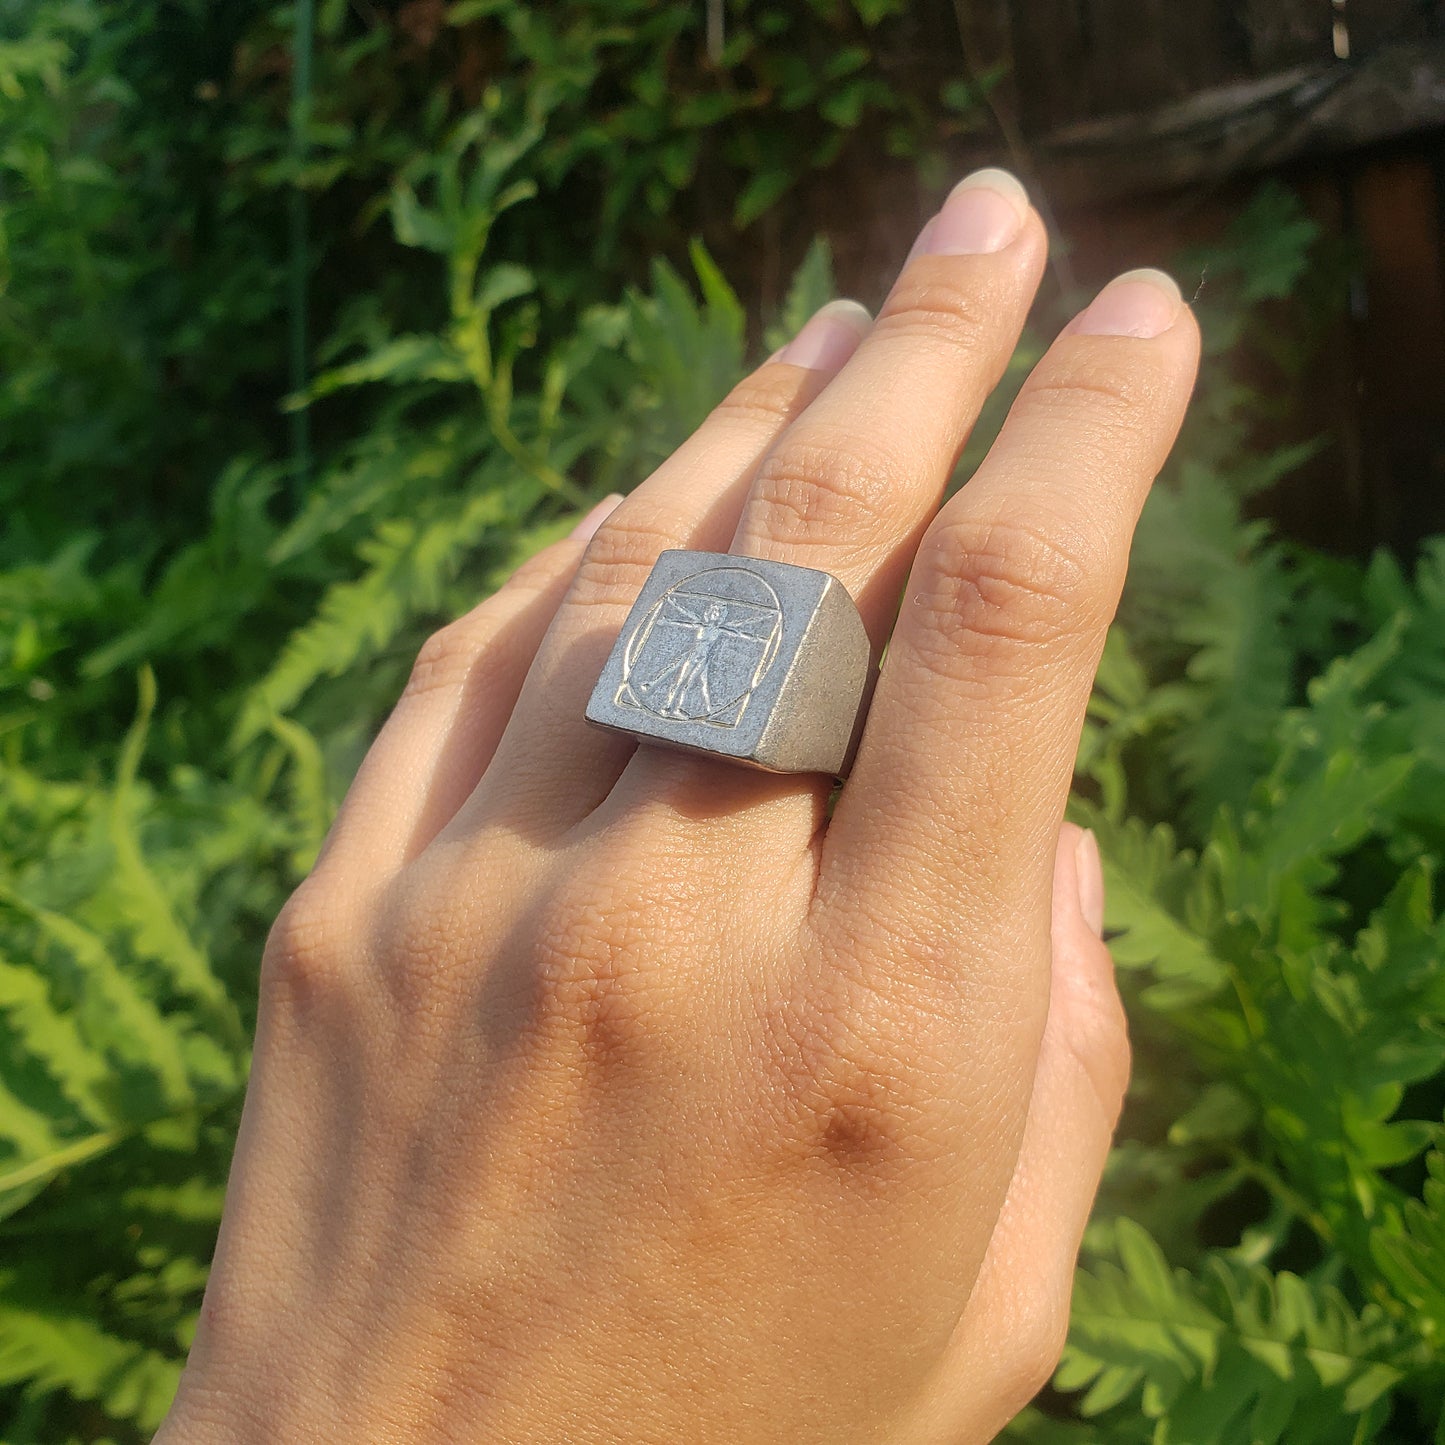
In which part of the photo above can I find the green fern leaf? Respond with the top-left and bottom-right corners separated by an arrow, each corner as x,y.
1074,811 -> 1228,1009
0,1280 -> 181,1432
301,333 -> 469,402
108,671 -> 240,1043
0,960 -> 110,1129
763,238 -> 836,355
1065,1220 -> 1405,1443
1372,1144 -> 1445,1343
0,889 -> 193,1115
0,1081 -> 62,1173
234,478 -> 515,743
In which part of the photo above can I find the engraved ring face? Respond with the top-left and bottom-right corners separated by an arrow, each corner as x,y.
586,549 -> 874,776
616,567 -> 783,729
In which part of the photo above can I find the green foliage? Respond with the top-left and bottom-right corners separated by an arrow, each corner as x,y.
1063,1219 -> 1407,1442
0,669 -> 253,1437
3,7 -> 892,1432
0,217 -> 815,1445
0,0 -> 967,558
1012,198 -> 1445,1441
2,6 -> 1443,1443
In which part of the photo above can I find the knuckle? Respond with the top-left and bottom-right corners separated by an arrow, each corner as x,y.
262,880 -> 355,1006
405,618 -> 487,700
402,543 -> 573,703
569,504 -> 680,607
747,430 -> 900,547
878,271 -> 1000,357
1014,349 -> 1158,440
525,889 -> 671,1077
370,861 -> 511,1017
1059,972 -> 1133,1129
912,504 -> 1109,661
996,1296 -> 1071,1409
808,1064 -> 920,1181
711,365 -> 813,430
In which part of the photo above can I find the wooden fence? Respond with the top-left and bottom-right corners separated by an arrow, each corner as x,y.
949,0 -> 1445,553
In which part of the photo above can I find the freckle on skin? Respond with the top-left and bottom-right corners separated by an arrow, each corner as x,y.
822,1104 -> 878,1161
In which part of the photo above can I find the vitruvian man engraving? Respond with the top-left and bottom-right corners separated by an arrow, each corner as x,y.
617,567 -> 783,727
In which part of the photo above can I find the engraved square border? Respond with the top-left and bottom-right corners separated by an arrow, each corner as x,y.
584,550 -> 832,759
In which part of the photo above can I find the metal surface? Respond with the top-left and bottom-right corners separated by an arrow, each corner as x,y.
584,550 -> 874,777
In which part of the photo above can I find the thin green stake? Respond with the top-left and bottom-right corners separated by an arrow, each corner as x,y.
289,0 -> 316,497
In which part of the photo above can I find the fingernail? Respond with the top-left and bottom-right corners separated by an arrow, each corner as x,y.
922,168 -> 1028,256
901,215 -> 938,269
1073,268 -> 1182,339
776,299 -> 872,371
570,493 -> 623,542
1075,829 -> 1105,938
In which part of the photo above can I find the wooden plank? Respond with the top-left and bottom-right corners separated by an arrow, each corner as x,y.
1351,153 -> 1445,548
1005,0 -> 1443,138
1008,0 -> 1330,133
1347,0 -> 1445,56
1006,0 -> 1087,134
1026,38 -> 1445,204
1275,169 -> 1371,554
1239,0 -> 1335,71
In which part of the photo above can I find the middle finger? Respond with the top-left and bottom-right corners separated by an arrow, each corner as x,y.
608,168 -> 1048,823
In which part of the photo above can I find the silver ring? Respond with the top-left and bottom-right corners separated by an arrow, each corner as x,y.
584,550 -> 875,778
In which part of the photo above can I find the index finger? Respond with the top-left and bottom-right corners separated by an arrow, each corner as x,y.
815,270 -> 1199,1007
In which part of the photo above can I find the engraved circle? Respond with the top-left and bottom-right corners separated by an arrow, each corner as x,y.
619,567 -> 784,727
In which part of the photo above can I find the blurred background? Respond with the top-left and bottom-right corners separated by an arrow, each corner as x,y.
2,3 -> 1445,1440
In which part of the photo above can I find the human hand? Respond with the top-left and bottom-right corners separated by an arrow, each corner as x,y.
157,168 -> 1199,1443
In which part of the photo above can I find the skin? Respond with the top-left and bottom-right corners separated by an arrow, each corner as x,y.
156,170 -> 1199,1443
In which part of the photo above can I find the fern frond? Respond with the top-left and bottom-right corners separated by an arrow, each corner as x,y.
1170,544 -> 1297,831
79,462 -> 281,681
1063,1219 -> 1405,1443
0,960 -> 110,1129
0,1081 -> 62,1171
1074,811 -> 1228,1010
0,1127 -> 129,1215
762,237 -> 835,355
1372,1144 -> 1445,1343
268,412 -> 479,567
301,333 -> 468,402
108,670 -> 241,1045
0,887 -> 193,1112
234,476 -> 516,743
610,247 -> 748,463
0,1279 -> 181,1433
264,714 -> 333,872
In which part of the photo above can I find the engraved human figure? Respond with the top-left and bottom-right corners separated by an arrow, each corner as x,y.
638,597 -> 766,719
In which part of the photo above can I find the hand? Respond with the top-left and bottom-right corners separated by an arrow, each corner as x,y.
158,169 -> 1199,1444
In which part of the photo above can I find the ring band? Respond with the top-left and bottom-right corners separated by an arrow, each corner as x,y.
584,550 -> 875,778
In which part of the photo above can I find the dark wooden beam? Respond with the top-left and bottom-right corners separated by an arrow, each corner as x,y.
1027,39 -> 1445,205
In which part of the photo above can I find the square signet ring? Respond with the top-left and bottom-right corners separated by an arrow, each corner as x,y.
584,550 -> 876,778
